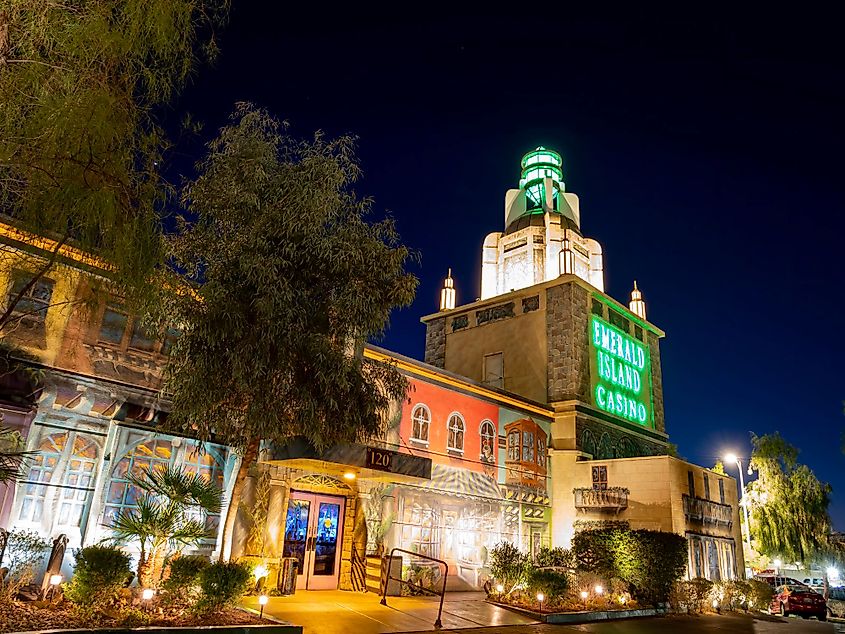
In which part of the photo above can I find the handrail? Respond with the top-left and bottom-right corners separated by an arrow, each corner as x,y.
380,547 -> 449,629
350,542 -> 367,593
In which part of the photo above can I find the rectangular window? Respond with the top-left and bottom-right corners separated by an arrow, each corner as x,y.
129,320 -> 157,352
99,305 -> 129,345
591,298 -> 604,317
634,325 -> 644,341
161,327 -> 181,356
592,465 -> 608,491
688,470 -> 696,497
607,308 -> 630,333
718,479 -> 725,504
483,352 -> 504,389
8,272 -> 54,321
703,474 -> 711,500
522,431 -> 534,462
507,431 -> 520,461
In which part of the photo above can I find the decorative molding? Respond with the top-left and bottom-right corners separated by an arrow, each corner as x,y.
476,302 -> 515,326
451,314 -> 469,331
522,295 -> 540,313
293,473 -> 351,491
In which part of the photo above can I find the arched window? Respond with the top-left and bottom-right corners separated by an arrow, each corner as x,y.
410,404 -> 430,444
479,420 -> 496,463
19,432 -> 66,523
58,435 -> 99,526
18,431 -> 100,527
447,413 -> 464,453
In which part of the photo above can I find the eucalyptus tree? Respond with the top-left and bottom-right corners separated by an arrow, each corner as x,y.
747,433 -> 833,580
0,0 -> 228,330
159,104 -> 418,560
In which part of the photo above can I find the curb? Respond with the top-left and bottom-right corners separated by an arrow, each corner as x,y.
487,600 -> 667,624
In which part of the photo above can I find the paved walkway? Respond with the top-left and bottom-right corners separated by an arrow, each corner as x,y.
241,590 -> 537,634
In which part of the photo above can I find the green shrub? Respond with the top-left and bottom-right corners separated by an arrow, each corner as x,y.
196,561 -> 252,613
0,529 -> 50,598
745,579 -> 774,611
687,577 -> 713,612
572,528 -> 688,606
525,567 -> 569,601
489,542 -> 529,593
535,546 -> 573,569
65,545 -> 132,607
162,555 -> 210,605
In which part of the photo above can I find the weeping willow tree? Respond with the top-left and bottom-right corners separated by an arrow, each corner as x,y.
156,104 -> 418,560
0,0 -> 229,330
747,433 -> 832,568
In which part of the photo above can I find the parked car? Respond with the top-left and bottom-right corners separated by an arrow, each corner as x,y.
755,574 -> 806,588
803,577 -> 825,592
769,584 -> 827,620
827,587 -> 845,618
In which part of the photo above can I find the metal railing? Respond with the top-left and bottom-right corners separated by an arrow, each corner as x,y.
351,542 -> 367,593
682,494 -> 733,527
380,548 -> 449,629
573,487 -> 629,512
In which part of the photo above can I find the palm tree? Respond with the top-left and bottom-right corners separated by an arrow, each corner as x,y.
0,425 -> 29,485
110,465 -> 223,587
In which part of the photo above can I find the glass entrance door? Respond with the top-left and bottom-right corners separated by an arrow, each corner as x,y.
282,492 -> 345,590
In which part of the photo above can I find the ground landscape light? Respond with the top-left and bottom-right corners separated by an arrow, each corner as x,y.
49,574 -> 62,586
142,588 -> 154,601
580,591 -> 589,599
595,585 -> 603,595
536,592 -> 544,602
496,584 -> 504,593
259,595 -> 269,606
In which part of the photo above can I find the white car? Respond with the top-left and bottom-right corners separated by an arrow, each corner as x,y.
803,577 -> 826,592
828,587 -> 845,618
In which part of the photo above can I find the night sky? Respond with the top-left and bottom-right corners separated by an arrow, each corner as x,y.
171,8 -> 845,527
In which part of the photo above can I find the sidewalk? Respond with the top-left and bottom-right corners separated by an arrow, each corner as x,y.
242,590 -> 537,634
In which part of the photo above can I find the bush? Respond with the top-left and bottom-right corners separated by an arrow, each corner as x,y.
162,555 -> 210,605
0,529 -> 49,598
489,542 -> 529,593
535,546 -> 573,569
196,561 -> 252,613
525,568 -> 569,602
65,545 -> 132,607
573,528 -> 688,606
745,579 -> 774,611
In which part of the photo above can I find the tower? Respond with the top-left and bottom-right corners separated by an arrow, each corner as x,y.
481,147 -> 604,300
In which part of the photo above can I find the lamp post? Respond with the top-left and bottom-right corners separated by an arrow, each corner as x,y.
724,453 -> 752,553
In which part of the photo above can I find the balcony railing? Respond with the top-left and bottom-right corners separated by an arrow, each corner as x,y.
573,487 -> 629,513
682,494 -> 733,528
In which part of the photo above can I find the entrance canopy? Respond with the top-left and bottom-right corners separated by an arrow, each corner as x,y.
265,437 -> 432,483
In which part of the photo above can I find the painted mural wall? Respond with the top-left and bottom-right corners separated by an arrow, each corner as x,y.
373,375 -> 552,590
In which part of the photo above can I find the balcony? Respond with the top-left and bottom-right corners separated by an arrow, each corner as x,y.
573,487 -> 629,513
682,494 -> 733,528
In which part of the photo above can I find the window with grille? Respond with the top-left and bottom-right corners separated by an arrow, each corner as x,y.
592,465 -> 608,491
479,420 -> 496,463
8,272 -> 54,321
410,405 -> 430,444
507,431 -> 520,461
522,431 -> 535,462
19,430 -> 99,527
447,413 -> 464,453
537,435 -> 547,468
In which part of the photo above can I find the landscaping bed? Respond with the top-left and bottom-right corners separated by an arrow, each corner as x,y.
0,601 -> 267,634
487,598 -> 667,624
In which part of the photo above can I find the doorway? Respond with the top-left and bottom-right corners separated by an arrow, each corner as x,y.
282,491 -> 346,590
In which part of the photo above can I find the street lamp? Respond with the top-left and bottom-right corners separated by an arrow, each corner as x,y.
724,453 -> 752,552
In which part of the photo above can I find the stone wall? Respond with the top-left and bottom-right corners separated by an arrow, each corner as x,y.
647,332 -> 666,433
545,282 -> 591,403
423,316 -> 446,368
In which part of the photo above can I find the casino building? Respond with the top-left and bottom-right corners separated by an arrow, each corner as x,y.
0,147 -> 744,592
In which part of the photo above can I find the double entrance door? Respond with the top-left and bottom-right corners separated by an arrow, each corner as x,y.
282,492 -> 345,590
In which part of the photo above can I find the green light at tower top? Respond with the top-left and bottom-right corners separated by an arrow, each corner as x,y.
519,147 -> 564,208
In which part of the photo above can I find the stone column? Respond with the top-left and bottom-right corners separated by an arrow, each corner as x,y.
424,316 -> 446,368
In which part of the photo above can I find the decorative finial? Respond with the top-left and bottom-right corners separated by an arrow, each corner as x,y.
629,280 -> 646,320
440,269 -> 456,311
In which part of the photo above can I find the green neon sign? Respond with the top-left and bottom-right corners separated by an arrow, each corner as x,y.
589,314 -> 653,427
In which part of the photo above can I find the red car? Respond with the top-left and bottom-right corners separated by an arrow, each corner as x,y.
769,584 -> 827,621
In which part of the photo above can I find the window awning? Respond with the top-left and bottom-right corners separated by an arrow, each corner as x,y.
399,463 -> 503,502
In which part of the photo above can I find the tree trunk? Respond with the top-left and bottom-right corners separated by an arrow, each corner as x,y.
218,437 -> 259,562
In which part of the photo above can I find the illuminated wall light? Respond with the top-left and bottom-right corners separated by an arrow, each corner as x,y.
343,471 -> 356,481
559,229 -> 574,275
254,564 -> 270,580
440,269 -> 456,311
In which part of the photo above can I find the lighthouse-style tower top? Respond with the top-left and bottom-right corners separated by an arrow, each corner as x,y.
480,147 -> 605,300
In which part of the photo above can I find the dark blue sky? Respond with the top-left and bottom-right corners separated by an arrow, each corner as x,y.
173,7 -> 845,527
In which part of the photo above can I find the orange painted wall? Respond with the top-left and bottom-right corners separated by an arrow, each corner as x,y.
399,378 -> 499,473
